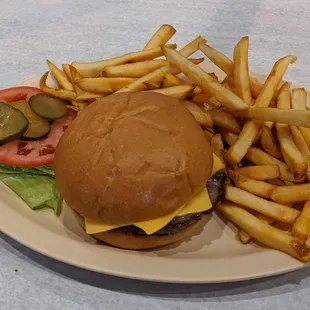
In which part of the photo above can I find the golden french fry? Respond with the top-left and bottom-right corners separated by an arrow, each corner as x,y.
162,73 -> 185,87
116,36 -> 206,93
143,81 -> 161,90
291,88 -> 310,148
232,165 -> 280,180
47,60 -> 74,91
146,84 -> 194,99
224,55 -> 297,165
62,64 -> 73,81
217,202 -> 309,260
192,85 -> 202,96
39,72 -> 76,100
144,24 -> 176,50
225,186 -> 300,223
71,44 -> 177,78
192,94 -> 210,105
271,184 -> 310,204
222,75 -> 235,88
209,109 -> 241,134
291,125 -> 310,181
204,129 -> 214,141
180,100 -> 213,127
162,47 -> 248,111
210,134 -> 224,158
233,36 -> 252,105
75,77 -> 136,94
292,201 -> 310,242
229,172 -> 277,199
260,126 -> 282,159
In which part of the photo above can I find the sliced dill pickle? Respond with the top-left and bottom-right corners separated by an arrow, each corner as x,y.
29,94 -> 68,120
10,100 -> 50,140
0,102 -> 29,144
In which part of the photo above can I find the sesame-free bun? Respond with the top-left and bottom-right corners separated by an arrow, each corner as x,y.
55,92 -> 213,225
74,211 -> 211,250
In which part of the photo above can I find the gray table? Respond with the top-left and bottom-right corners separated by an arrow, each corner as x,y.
1,0 -> 310,309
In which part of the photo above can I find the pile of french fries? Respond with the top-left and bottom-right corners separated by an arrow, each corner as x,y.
42,24 -> 310,262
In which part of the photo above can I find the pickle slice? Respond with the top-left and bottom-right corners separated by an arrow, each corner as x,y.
29,94 -> 68,120
10,100 -> 50,140
0,102 -> 29,144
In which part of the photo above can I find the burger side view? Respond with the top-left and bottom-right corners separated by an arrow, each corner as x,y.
54,92 -> 225,250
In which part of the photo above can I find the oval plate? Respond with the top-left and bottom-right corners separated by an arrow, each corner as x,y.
0,63 -> 306,283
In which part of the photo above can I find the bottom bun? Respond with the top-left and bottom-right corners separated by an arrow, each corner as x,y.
73,211 -> 211,250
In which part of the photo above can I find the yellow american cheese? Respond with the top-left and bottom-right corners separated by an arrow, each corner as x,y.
85,154 -> 225,235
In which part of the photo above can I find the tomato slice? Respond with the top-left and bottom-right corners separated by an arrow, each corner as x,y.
0,86 -> 43,102
0,86 -> 77,167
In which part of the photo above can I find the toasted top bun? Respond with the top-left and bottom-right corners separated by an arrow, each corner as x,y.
55,92 -> 213,224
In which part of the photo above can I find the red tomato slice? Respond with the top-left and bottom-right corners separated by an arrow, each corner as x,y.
0,109 -> 76,167
0,86 -> 42,102
0,86 -> 77,167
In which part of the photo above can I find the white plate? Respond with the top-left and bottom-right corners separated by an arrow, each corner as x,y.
0,64 -> 306,283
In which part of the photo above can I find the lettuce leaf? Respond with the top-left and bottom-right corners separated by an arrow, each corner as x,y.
0,164 -> 62,215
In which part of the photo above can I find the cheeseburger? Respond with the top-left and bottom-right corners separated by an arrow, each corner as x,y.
54,92 -> 225,250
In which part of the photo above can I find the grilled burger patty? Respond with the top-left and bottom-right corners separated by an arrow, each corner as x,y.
117,171 -> 227,236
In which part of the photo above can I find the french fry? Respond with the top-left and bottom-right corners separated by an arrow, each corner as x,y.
260,126 -> 282,159
292,201 -> 310,242
181,100 -> 213,127
47,60 -> 74,91
204,129 -> 214,141
147,84 -> 194,99
209,109 -> 241,134
71,44 -> 177,77
224,55 -> 297,165
233,36 -> 252,105
217,202 -> 309,260
75,77 -> 136,94
210,134 -> 224,158
232,165 -> 280,180
271,184 -> 310,204
39,72 -> 76,100
229,171 -> 277,199
144,24 -> 176,50
291,88 -> 310,148
162,73 -> 185,87
143,81 -> 161,90
116,36 -> 206,93
62,64 -> 73,81
162,47 -> 248,111
192,85 -> 202,96
291,125 -> 310,181
225,186 -> 300,223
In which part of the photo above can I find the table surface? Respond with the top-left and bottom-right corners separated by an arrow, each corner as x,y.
1,0 -> 310,309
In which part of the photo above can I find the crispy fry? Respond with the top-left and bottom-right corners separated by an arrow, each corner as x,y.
291,125 -> 310,181
209,109 -> 241,134
180,100 -> 213,127
75,77 -> 136,94
292,201 -> 310,242
147,84 -> 194,99
62,64 -> 73,81
162,47 -> 248,111
271,184 -> 310,204
224,55 -> 297,165
71,44 -> 177,78
39,71 -> 76,100
210,134 -> 224,158
143,81 -> 161,90
204,129 -> 214,141
232,165 -> 280,180
291,88 -> 310,148
144,24 -> 176,50
192,85 -> 202,96
47,60 -> 74,91
162,73 -> 185,87
217,202 -> 309,260
233,36 -> 252,105
229,172 -> 277,199
116,36 -> 206,93
225,186 -> 300,223
260,126 -> 282,159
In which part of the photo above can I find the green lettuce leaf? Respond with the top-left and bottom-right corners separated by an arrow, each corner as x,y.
0,164 -> 62,215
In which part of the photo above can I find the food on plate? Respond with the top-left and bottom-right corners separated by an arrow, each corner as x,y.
144,24 -> 176,50
54,92 -> 226,249
0,86 -> 76,214
230,165 -> 280,180
260,125 -> 282,159
292,201 -> 310,242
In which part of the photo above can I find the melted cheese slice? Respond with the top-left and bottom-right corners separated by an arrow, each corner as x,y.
85,154 -> 225,235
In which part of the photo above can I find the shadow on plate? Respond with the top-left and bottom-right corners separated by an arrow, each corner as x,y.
1,232 -> 309,300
